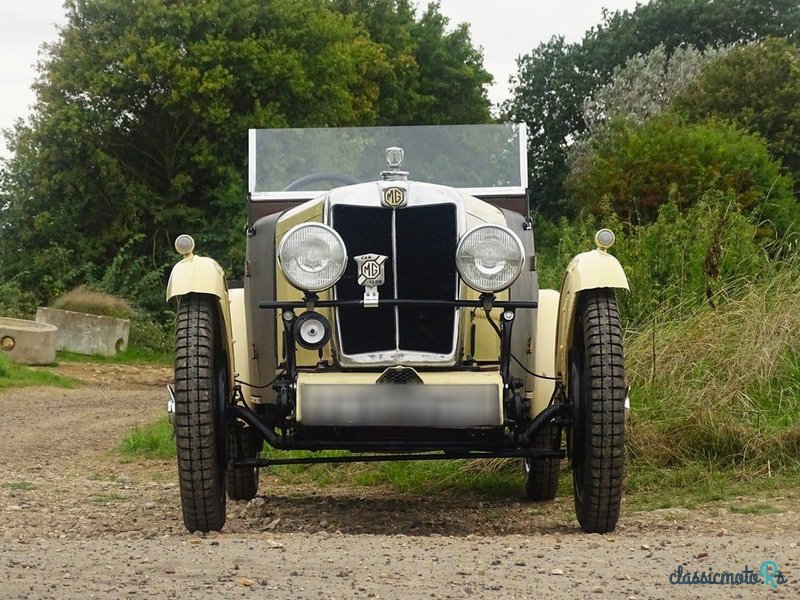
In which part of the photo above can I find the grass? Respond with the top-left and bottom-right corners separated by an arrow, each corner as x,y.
117,415 -> 800,509
626,266 -> 800,469
51,286 -> 133,319
57,348 -> 171,366
118,416 -> 175,460
729,502 -> 780,515
88,473 -> 118,482
90,493 -> 127,504
0,354 -> 78,390
624,462 -> 799,511
2,481 -> 36,490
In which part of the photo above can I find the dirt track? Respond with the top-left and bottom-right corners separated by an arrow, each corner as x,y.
1,363 -> 798,599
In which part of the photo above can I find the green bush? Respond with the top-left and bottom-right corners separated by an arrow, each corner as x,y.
128,312 -> 173,355
537,189 -> 771,325
566,113 -> 799,237
675,37 -> 800,189
96,234 -> 170,317
0,280 -> 37,318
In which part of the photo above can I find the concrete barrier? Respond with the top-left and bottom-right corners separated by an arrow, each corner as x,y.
0,317 -> 58,365
36,307 -> 130,357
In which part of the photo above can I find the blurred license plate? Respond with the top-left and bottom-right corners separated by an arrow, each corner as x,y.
297,384 -> 502,427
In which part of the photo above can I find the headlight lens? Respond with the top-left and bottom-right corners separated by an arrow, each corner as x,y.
456,225 -> 525,293
278,223 -> 347,292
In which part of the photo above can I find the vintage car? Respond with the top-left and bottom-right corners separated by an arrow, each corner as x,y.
166,124 -> 628,534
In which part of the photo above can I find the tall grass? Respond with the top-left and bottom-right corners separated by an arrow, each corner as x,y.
627,261 -> 800,470
51,285 -> 133,319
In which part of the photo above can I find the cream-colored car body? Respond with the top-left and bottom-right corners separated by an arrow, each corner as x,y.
166,254 -> 236,386
228,288 -> 252,407
555,249 -> 628,388
530,289 -> 559,417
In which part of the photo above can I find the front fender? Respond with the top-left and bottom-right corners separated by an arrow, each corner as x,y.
166,255 -> 235,385
555,249 -> 628,381
166,255 -> 228,302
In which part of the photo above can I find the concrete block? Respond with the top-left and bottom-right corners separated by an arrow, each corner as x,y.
0,317 -> 58,365
36,307 -> 130,357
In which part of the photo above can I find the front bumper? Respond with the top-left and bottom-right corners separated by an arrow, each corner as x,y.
296,371 -> 503,427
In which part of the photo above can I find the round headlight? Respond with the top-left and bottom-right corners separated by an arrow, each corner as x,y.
278,223 -> 347,292
456,225 -> 525,293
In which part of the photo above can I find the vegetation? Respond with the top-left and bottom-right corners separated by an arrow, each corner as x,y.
51,286 -> 133,319
0,0 -> 491,311
0,353 -> 77,390
565,115 -> 796,227
675,37 -> 800,194
626,265 -> 800,470
504,0 -> 800,215
118,416 -> 175,461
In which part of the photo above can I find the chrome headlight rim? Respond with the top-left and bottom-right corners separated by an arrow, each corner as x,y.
455,224 -> 525,293
278,223 -> 348,293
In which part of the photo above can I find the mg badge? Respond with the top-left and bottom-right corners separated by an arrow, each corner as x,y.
355,254 -> 387,307
382,187 -> 406,208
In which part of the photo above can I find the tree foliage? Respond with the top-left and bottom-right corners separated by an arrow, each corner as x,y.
570,43 -> 730,179
0,0 -> 491,309
582,44 -> 731,136
565,114 -> 797,235
675,37 -> 800,193
333,0 -> 492,125
505,0 -> 800,214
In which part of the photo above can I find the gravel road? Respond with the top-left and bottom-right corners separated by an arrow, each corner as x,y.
1,363 -> 797,599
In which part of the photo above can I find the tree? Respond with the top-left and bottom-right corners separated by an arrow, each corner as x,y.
0,0 -> 492,309
505,0 -> 800,215
565,114 -> 797,236
332,0 -> 492,125
570,44 -> 731,179
582,44 -> 731,135
675,37 -> 800,193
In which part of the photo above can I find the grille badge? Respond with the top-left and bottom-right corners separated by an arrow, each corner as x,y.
355,254 -> 387,308
382,187 -> 406,208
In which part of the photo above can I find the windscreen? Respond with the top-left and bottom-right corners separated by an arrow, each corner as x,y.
249,124 -> 526,197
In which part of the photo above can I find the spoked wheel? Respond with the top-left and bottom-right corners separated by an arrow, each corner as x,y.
226,425 -> 262,501
174,294 -> 229,532
523,423 -> 561,501
569,289 -> 626,533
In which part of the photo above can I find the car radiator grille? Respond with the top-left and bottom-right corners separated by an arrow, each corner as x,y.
332,204 -> 458,357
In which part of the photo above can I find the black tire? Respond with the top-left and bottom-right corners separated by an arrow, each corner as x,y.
226,426 -> 262,500
174,294 -> 228,532
570,289 -> 625,534
523,423 -> 561,501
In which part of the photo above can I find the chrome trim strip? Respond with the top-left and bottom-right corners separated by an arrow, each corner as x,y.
248,129 -> 257,195
518,122 -> 529,190
251,186 -> 526,203
391,209 -> 400,349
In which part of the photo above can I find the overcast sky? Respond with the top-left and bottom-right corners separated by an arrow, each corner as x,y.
0,0 -> 643,157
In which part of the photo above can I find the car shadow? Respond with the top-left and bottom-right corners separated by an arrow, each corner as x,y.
226,490 -> 578,537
